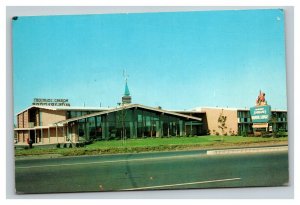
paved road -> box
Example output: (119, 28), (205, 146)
(15, 149), (289, 194)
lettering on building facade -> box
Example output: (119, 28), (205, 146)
(32, 98), (71, 106)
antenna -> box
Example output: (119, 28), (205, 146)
(123, 69), (129, 82)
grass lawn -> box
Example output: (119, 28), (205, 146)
(87, 135), (287, 148)
(15, 135), (288, 157)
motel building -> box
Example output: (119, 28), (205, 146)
(14, 83), (288, 146)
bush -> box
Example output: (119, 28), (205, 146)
(272, 131), (278, 138)
(275, 131), (287, 138)
(242, 131), (247, 137)
(56, 143), (61, 148)
(63, 143), (67, 148)
(69, 143), (73, 148)
(230, 131), (236, 136)
(215, 132), (219, 136)
(84, 140), (93, 145)
(261, 131), (272, 138)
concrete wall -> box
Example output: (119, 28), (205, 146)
(40, 109), (66, 126)
(201, 108), (238, 135)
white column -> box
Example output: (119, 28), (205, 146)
(63, 126), (65, 142)
(48, 127), (50, 143)
(34, 129), (37, 143)
(41, 128), (43, 144)
(56, 125), (58, 143)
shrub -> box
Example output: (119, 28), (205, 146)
(56, 143), (60, 148)
(273, 131), (287, 138)
(261, 131), (272, 138)
(215, 132), (219, 136)
(69, 143), (73, 148)
(63, 143), (67, 148)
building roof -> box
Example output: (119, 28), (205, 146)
(271, 109), (288, 112)
(193, 106), (248, 111)
(16, 105), (112, 116)
(171, 110), (206, 114)
(57, 104), (203, 125)
(193, 106), (287, 112)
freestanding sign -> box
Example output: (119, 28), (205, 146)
(250, 105), (271, 123)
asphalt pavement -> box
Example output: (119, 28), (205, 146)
(15, 147), (289, 194)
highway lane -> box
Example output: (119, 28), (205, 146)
(15, 150), (289, 194)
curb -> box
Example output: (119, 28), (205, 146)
(207, 146), (288, 155)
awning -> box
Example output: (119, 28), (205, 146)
(252, 123), (268, 128)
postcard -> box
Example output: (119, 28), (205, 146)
(13, 9), (288, 194)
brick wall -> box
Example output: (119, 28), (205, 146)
(201, 108), (238, 135)
(40, 109), (66, 126)
(18, 131), (24, 142)
(17, 110), (29, 128)
(36, 110), (40, 126)
(17, 114), (23, 128)
(24, 131), (29, 142)
(23, 111), (29, 128)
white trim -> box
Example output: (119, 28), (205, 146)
(121, 178), (241, 191)
(16, 105), (111, 116)
(57, 104), (203, 124)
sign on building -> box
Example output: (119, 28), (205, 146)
(32, 98), (71, 106)
(250, 105), (271, 123)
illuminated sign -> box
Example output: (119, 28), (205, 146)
(250, 105), (271, 123)
(32, 98), (70, 106)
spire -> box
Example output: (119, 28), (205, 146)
(124, 80), (130, 96)
(122, 70), (132, 104)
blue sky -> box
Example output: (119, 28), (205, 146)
(13, 9), (287, 114)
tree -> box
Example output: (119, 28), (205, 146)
(218, 109), (227, 141)
(270, 112), (278, 137)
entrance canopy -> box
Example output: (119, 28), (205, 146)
(252, 123), (268, 129)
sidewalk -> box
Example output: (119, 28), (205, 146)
(207, 145), (288, 155)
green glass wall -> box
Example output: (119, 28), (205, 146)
(72, 108), (203, 141)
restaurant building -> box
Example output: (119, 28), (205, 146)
(14, 83), (288, 145)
